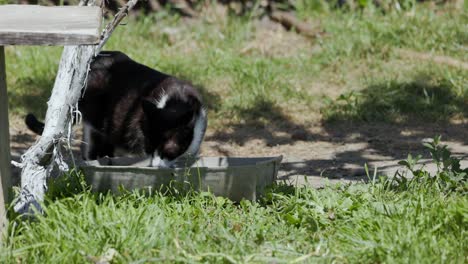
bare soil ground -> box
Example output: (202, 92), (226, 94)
(9, 115), (468, 188)
(203, 120), (468, 186)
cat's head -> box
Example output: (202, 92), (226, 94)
(141, 92), (206, 168)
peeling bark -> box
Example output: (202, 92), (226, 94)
(13, 0), (139, 215)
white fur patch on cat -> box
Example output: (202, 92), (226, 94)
(151, 152), (174, 168)
(156, 93), (169, 109)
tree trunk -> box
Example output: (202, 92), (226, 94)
(14, 0), (139, 214)
(14, 45), (96, 214)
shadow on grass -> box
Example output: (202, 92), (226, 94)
(322, 75), (468, 123)
(320, 74), (468, 154)
(207, 97), (320, 146)
(208, 75), (468, 182)
(193, 83), (223, 112)
(9, 75), (55, 119)
(277, 75), (468, 181)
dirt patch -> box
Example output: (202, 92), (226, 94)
(202, 121), (468, 187)
(10, 114), (467, 188)
(239, 17), (318, 58)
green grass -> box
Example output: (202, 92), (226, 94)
(2, 139), (467, 263)
(5, 6), (467, 125)
(321, 70), (468, 122)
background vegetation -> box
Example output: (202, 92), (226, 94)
(5, 0), (468, 127)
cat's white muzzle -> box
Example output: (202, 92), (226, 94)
(151, 153), (175, 168)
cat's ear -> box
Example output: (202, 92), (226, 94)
(142, 99), (159, 117)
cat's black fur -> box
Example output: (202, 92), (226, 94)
(26, 51), (207, 167)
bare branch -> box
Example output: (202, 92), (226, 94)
(96, 0), (139, 53)
(270, 11), (324, 39)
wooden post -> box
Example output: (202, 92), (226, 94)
(14, 45), (96, 214)
(0, 46), (12, 238)
(13, 0), (139, 214)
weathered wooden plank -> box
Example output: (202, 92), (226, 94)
(0, 46), (12, 239)
(0, 5), (101, 45)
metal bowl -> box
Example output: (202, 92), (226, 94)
(79, 156), (282, 201)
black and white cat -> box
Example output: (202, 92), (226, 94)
(26, 51), (207, 168)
